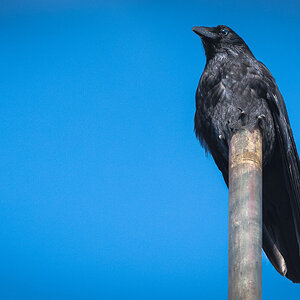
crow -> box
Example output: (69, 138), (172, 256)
(192, 25), (300, 283)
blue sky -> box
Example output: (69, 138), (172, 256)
(1, 1), (300, 299)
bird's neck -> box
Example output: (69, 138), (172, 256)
(205, 51), (229, 70)
(206, 44), (254, 63)
(206, 48), (253, 70)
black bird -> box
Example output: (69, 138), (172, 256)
(192, 25), (300, 283)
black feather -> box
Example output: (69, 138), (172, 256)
(193, 25), (300, 282)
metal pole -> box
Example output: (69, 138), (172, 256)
(228, 128), (262, 300)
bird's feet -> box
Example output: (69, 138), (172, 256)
(257, 114), (266, 128)
(238, 108), (247, 126)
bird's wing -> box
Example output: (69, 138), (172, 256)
(258, 61), (300, 241)
(251, 61), (300, 281)
(268, 86), (300, 249)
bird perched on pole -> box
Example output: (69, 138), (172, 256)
(192, 25), (300, 283)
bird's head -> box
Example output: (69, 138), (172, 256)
(192, 25), (252, 60)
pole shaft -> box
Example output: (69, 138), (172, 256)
(228, 129), (262, 300)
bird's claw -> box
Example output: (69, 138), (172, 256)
(238, 107), (246, 115)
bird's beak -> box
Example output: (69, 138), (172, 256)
(192, 26), (219, 40)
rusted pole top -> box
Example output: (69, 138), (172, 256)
(228, 129), (262, 300)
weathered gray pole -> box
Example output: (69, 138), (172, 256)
(228, 128), (262, 300)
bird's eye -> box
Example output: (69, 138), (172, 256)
(220, 29), (229, 36)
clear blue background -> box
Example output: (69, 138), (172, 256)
(1, 1), (300, 299)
